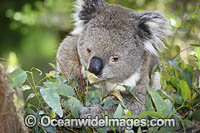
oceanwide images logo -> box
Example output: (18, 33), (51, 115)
(24, 114), (176, 129)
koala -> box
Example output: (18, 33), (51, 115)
(56, 0), (170, 119)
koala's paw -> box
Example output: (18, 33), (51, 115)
(79, 104), (104, 119)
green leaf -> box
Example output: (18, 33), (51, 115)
(123, 85), (142, 104)
(95, 128), (107, 133)
(126, 130), (134, 133)
(183, 120), (193, 128)
(64, 96), (83, 118)
(89, 97), (100, 104)
(138, 111), (165, 119)
(175, 94), (183, 105)
(171, 45), (180, 57)
(170, 77), (180, 92)
(164, 99), (175, 115)
(114, 104), (123, 118)
(159, 127), (176, 132)
(145, 94), (154, 111)
(31, 67), (42, 75)
(103, 99), (119, 108)
(44, 82), (75, 97)
(137, 127), (142, 133)
(158, 90), (172, 101)
(192, 109), (200, 121)
(43, 126), (56, 133)
(148, 127), (159, 133)
(179, 80), (191, 101)
(9, 68), (27, 88)
(174, 114), (185, 131)
(181, 69), (192, 89)
(40, 88), (63, 117)
(147, 88), (168, 117)
(195, 47), (200, 60)
(190, 44), (200, 47)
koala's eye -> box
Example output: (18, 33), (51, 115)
(87, 48), (91, 54)
(110, 56), (119, 63)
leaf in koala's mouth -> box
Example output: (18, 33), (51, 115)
(85, 71), (100, 84)
(110, 90), (124, 104)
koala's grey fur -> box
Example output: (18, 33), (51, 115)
(56, 0), (170, 118)
(57, 36), (79, 79)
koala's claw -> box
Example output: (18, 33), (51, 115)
(79, 104), (104, 119)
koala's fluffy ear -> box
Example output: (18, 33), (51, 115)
(137, 11), (171, 56)
(71, 0), (105, 35)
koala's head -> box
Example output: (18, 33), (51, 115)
(72, 0), (170, 83)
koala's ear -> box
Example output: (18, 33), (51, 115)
(137, 11), (171, 56)
(71, 0), (105, 35)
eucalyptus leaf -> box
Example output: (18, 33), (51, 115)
(9, 68), (27, 88)
(192, 109), (200, 121)
(89, 97), (100, 104)
(43, 126), (56, 133)
(126, 130), (135, 133)
(183, 120), (193, 128)
(137, 127), (142, 133)
(138, 111), (165, 119)
(179, 80), (191, 101)
(96, 128), (107, 133)
(103, 99), (119, 108)
(190, 44), (200, 47)
(145, 94), (154, 111)
(64, 96), (83, 118)
(147, 88), (168, 117)
(195, 47), (200, 60)
(114, 104), (123, 118)
(44, 82), (75, 96)
(174, 113), (185, 131)
(123, 85), (142, 104)
(40, 88), (63, 117)
(181, 69), (192, 89)
(164, 99), (175, 115)
(175, 94), (183, 105)
(170, 77), (180, 92)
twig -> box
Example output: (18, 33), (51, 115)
(0, 58), (7, 62)
(69, 62), (75, 78)
(75, 49), (85, 103)
(196, 67), (199, 88)
(172, 46), (193, 60)
(169, 15), (187, 60)
(65, 127), (79, 133)
(170, 27), (179, 59)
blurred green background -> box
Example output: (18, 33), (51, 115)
(0, 0), (199, 72)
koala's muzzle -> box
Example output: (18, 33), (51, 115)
(88, 57), (103, 76)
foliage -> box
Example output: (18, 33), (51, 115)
(1, 0), (200, 132)
(5, 40), (200, 132)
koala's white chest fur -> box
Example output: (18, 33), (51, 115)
(105, 72), (141, 91)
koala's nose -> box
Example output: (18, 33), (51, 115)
(88, 57), (103, 76)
